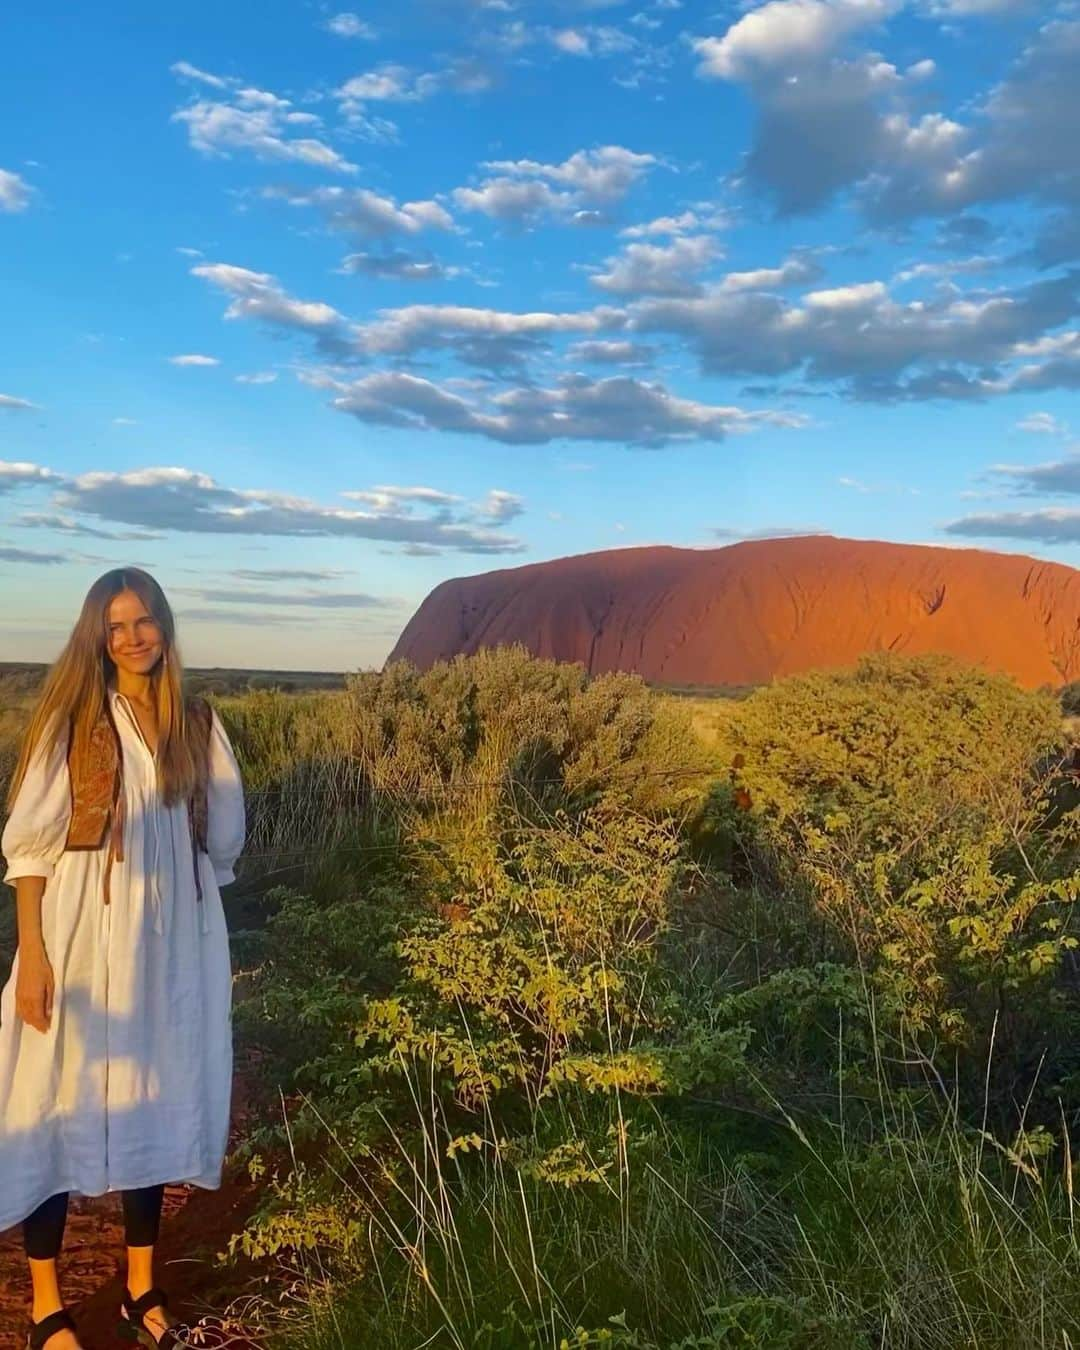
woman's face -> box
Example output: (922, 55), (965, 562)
(106, 589), (164, 676)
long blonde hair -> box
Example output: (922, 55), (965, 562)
(7, 568), (199, 811)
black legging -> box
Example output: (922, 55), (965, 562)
(23, 1185), (165, 1260)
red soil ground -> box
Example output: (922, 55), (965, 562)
(0, 1069), (265, 1350)
(389, 535), (1080, 689)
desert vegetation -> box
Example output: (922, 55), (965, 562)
(3, 647), (1080, 1348)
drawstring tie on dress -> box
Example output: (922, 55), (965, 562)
(188, 796), (210, 935)
(101, 777), (125, 908)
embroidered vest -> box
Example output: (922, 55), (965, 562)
(64, 694), (213, 908)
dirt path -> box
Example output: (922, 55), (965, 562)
(0, 1070), (267, 1349)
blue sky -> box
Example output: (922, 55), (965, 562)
(2, 0), (1079, 671)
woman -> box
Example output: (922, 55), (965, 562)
(0, 568), (245, 1350)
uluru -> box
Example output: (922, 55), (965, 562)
(388, 535), (1080, 689)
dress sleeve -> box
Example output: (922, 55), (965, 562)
(2, 718), (72, 887)
(205, 705), (246, 886)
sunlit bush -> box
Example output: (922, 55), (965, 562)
(718, 653), (1080, 1072)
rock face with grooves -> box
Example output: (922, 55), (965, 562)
(388, 536), (1080, 688)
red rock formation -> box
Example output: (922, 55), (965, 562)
(388, 536), (1080, 689)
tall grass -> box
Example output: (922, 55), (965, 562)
(259, 1035), (1080, 1350)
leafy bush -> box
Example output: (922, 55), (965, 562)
(341, 644), (716, 820)
(355, 809), (751, 1113)
(718, 654), (1080, 1074)
(1061, 679), (1080, 717)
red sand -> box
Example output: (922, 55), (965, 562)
(389, 535), (1080, 689)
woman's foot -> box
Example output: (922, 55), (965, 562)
(121, 1285), (178, 1346)
(26, 1307), (81, 1350)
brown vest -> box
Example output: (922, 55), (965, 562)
(65, 694), (213, 908)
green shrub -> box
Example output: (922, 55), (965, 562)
(718, 654), (1080, 1057)
(342, 645), (716, 820)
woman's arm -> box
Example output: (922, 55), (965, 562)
(2, 717), (71, 1032)
(204, 706), (246, 885)
(13, 875), (54, 1032)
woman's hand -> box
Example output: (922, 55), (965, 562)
(15, 944), (55, 1033)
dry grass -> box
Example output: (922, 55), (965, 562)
(664, 692), (745, 750)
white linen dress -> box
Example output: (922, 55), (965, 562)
(0, 687), (245, 1232)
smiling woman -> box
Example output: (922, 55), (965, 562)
(0, 568), (246, 1350)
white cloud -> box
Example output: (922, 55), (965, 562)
(543, 24), (639, 58)
(0, 168), (32, 213)
(860, 19), (1080, 224)
(0, 545), (68, 565)
(590, 235), (720, 296)
(679, 5), (1075, 230)
(837, 474), (919, 494)
(1010, 332), (1080, 361)
(803, 281), (888, 310)
(195, 265), (602, 369)
(172, 66), (357, 173)
(692, 3), (970, 221)
(474, 488), (525, 523)
(341, 250), (455, 282)
(630, 269), (1080, 400)
(1, 460), (55, 492)
(334, 60), (491, 127)
(454, 146), (657, 225)
(351, 301), (622, 364)
(170, 60), (230, 89)
(567, 339), (657, 366)
(325, 12), (377, 38)
(719, 252), (823, 291)
(168, 353), (221, 366)
(694, 0), (898, 81)
(112, 417), (138, 425)
(191, 263), (349, 349)
(190, 586), (388, 609)
(265, 185), (454, 237)
(340, 484), (462, 511)
(235, 371), (278, 385)
(1015, 412), (1068, 436)
(0, 393), (39, 410)
(483, 146), (657, 203)
(337, 66), (418, 103)
(552, 28), (591, 54)
(53, 466), (524, 553)
(16, 511), (160, 540)
(174, 100), (357, 172)
(708, 44), (909, 215)
(322, 369), (808, 446)
(925, 0), (1033, 14)
(711, 524), (829, 541)
(944, 507), (1080, 545)
(452, 177), (575, 225)
(986, 453), (1080, 495)
(620, 208), (730, 238)
(230, 567), (348, 581)
(893, 255), (998, 283)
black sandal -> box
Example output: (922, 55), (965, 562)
(25, 1309), (77, 1350)
(117, 1287), (198, 1349)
